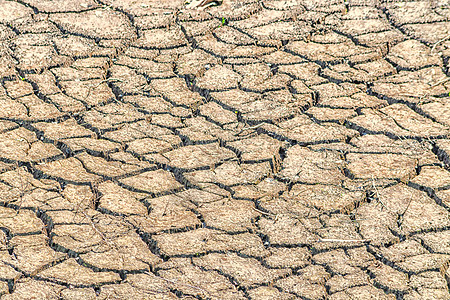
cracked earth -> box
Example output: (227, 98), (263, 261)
(0, 0), (450, 299)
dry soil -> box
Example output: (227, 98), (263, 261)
(0, 0), (449, 299)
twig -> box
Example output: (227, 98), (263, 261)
(371, 175), (387, 210)
(91, 78), (124, 89)
(431, 34), (450, 53)
(429, 77), (450, 88)
(14, 165), (31, 214)
(398, 191), (413, 230)
(80, 210), (117, 250)
(317, 238), (370, 243)
(235, 123), (265, 135)
(398, 93), (424, 98)
(252, 207), (277, 217)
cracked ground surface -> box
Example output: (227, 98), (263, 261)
(0, 0), (450, 299)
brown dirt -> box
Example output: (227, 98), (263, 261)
(0, 0), (450, 299)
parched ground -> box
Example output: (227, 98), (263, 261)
(0, 0), (449, 299)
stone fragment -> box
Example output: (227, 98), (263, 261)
(346, 153), (417, 181)
(227, 134), (283, 162)
(416, 231), (450, 254)
(60, 288), (97, 300)
(420, 100), (450, 127)
(119, 170), (182, 194)
(50, 9), (133, 39)
(151, 77), (203, 106)
(258, 215), (318, 245)
(262, 115), (358, 144)
(344, 285), (396, 299)
(79, 233), (161, 271)
(163, 143), (235, 169)
(198, 199), (258, 232)
(410, 166), (450, 189)
(98, 181), (148, 216)
(39, 258), (121, 286)
(410, 271), (448, 290)
(36, 157), (101, 183)
(10, 235), (66, 275)
(127, 194), (200, 234)
(199, 101), (237, 125)
(289, 184), (363, 213)
(275, 275), (327, 300)
(193, 252), (290, 288)
(397, 254), (450, 273)
(386, 39), (441, 69)
(0, 127), (61, 162)
(375, 240), (429, 263)
(135, 27), (187, 49)
(326, 271), (370, 294)
(154, 229), (265, 256)
(247, 286), (295, 300)
(278, 145), (346, 184)
(158, 261), (246, 299)
(76, 152), (149, 178)
(355, 202), (399, 246)
(185, 161), (271, 186)
(264, 247), (311, 269)
(0, 207), (44, 235)
(195, 65), (242, 91)
(34, 119), (94, 140)
(368, 263), (409, 292)
(1, 279), (63, 300)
